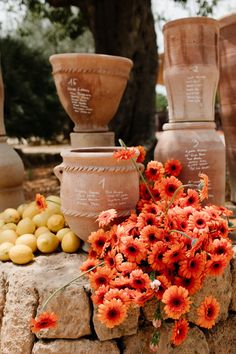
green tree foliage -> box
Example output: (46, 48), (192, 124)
(1, 36), (72, 141)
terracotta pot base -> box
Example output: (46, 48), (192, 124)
(70, 131), (115, 148)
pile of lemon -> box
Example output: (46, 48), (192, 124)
(0, 195), (81, 265)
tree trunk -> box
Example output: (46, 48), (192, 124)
(48, 0), (158, 158)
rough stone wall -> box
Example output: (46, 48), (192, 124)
(0, 251), (236, 354)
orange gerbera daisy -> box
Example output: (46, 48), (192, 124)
(162, 243), (185, 265)
(198, 173), (209, 201)
(217, 219), (229, 238)
(197, 296), (220, 328)
(89, 266), (116, 290)
(30, 312), (58, 333)
(117, 261), (137, 276)
(148, 241), (168, 271)
(180, 189), (200, 208)
(88, 229), (109, 254)
(164, 159), (182, 177)
(210, 238), (233, 262)
(140, 225), (163, 245)
(135, 145), (146, 163)
(113, 148), (136, 161)
(162, 286), (192, 319)
(96, 209), (117, 228)
(80, 258), (100, 273)
(91, 285), (110, 305)
(121, 236), (147, 263)
(179, 253), (206, 279)
(137, 212), (158, 229)
(141, 202), (161, 215)
(145, 161), (164, 181)
(171, 318), (189, 346)
(159, 176), (183, 201)
(35, 193), (47, 211)
(98, 299), (128, 328)
(104, 288), (131, 304)
(206, 254), (228, 276)
(130, 269), (150, 291)
(188, 211), (210, 234)
(134, 289), (154, 306)
(175, 275), (202, 295)
(104, 250), (123, 268)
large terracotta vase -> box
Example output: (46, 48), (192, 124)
(54, 147), (139, 249)
(163, 17), (219, 122)
(0, 67), (25, 210)
(219, 14), (236, 203)
(49, 53), (133, 147)
(155, 17), (225, 205)
(156, 122), (225, 205)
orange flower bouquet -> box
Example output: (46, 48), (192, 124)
(31, 144), (233, 350)
(79, 146), (233, 349)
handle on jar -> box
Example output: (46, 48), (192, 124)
(54, 164), (64, 183)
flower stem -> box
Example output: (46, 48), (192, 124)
(165, 183), (196, 214)
(41, 261), (104, 312)
(118, 139), (157, 204)
(168, 229), (192, 240)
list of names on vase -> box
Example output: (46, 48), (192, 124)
(75, 189), (129, 208)
(185, 75), (206, 103)
(105, 190), (129, 208)
(185, 147), (209, 172)
(67, 79), (93, 115)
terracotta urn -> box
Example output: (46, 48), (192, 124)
(163, 17), (219, 122)
(0, 67), (25, 210)
(155, 122), (225, 205)
(54, 147), (139, 249)
(49, 53), (133, 147)
(219, 14), (236, 203)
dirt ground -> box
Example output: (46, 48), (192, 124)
(23, 164), (60, 202)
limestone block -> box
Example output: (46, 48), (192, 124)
(205, 314), (236, 354)
(142, 297), (159, 322)
(187, 265), (232, 324)
(0, 271), (37, 354)
(36, 284), (91, 339)
(93, 305), (140, 341)
(123, 323), (209, 354)
(230, 255), (236, 311)
(32, 339), (120, 354)
(0, 271), (5, 324)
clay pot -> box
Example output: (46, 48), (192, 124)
(155, 122), (225, 205)
(0, 67), (25, 210)
(219, 14), (236, 203)
(54, 147), (140, 248)
(49, 53), (133, 133)
(163, 17), (219, 122)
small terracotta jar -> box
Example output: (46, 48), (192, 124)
(54, 147), (139, 249)
(49, 53), (133, 133)
(163, 17), (219, 122)
(155, 122), (225, 205)
(219, 14), (236, 203)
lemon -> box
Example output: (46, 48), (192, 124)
(33, 211), (51, 228)
(46, 195), (62, 215)
(35, 226), (50, 238)
(22, 203), (40, 219)
(1, 223), (17, 231)
(46, 195), (61, 205)
(0, 229), (18, 245)
(47, 214), (65, 232)
(56, 227), (71, 242)
(17, 203), (29, 217)
(0, 212), (4, 220)
(16, 217), (36, 236)
(15, 234), (37, 253)
(0, 242), (14, 261)
(2, 208), (21, 224)
(61, 231), (81, 253)
(37, 232), (59, 253)
(9, 244), (33, 264)
(0, 219), (5, 228)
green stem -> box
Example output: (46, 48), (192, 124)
(41, 261), (104, 312)
(169, 229), (192, 240)
(166, 183), (196, 214)
(118, 139), (157, 204)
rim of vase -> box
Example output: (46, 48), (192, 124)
(60, 146), (138, 158)
(219, 13), (236, 28)
(49, 53), (133, 66)
(163, 17), (219, 31)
